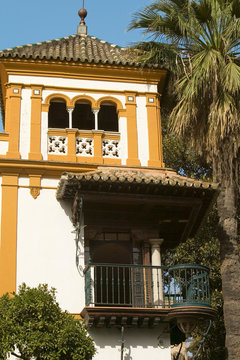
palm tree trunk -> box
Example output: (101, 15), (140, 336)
(217, 165), (240, 359)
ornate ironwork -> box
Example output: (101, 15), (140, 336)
(84, 263), (211, 309)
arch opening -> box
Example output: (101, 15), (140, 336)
(98, 103), (118, 132)
(72, 102), (94, 130)
(48, 99), (68, 128)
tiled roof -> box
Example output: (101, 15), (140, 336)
(0, 34), (149, 67)
(56, 167), (219, 200)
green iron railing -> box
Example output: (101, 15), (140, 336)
(168, 264), (211, 307)
(84, 263), (211, 309)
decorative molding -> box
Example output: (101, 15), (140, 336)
(30, 187), (40, 199)
(76, 137), (94, 157)
(48, 135), (68, 155)
(102, 139), (120, 158)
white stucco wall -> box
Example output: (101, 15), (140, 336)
(16, 185), (85, 313)
(90, 326), (171, 360)
(119, 116), (127, 165)
(0, 141), (8, 155)
(19, 89), (31, 159)
(9, 75), (158, 94)
(41, 111), (48, 160)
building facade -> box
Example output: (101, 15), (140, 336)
(0, 11), (218, 360)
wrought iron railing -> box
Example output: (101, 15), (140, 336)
(84, 263), (211, 308)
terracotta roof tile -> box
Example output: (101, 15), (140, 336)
(0, 34), (148, 67)
(56, 168), (219, 200)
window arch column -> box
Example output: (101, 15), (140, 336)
(92, 108), (99, 130)
(67, 107), (74, 129)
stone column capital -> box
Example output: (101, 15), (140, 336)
(149, 238), (164, 247)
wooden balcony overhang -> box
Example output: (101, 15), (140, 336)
(57, 167), (219, 245)
(81, 306), (170, 328)
(80, 305), (217, 328)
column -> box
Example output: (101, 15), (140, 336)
(93, 130), (104, 163)
(67, 107), (74, 129)
(5, 85), (22, 159)
(125, 93), (140, 166)
(149, 239), (164, 306)
(146, 94), (163, 167)
(66, 129), (77, 162)
(28, 86), (43, 160)
(92, 109), (99, 130)
(0, 174), (18, 295)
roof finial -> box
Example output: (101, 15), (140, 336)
(78, 1), (88, 35)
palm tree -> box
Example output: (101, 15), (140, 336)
(129, 1), (240, 359)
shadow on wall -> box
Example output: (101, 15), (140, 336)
(58, 199), (73, 223)
(90, 327), (170, 350)
(124, 347), (133, 360)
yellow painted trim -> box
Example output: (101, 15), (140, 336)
(76, 131), (94, 138)
(0, 133), (9, 141)
(66, 129), (78, 162)
(42, 103), (49, 112)
(29, 174), (41, 199)
(48, 154), (75, 162)
(0, 158), (99, 178)
(28, 87), (43, 161)
(0, 174), (18, 295)
(146, 94), (164, 167)
(44, 93), (71, 107)
(102, 133), (120, 140)
(93, 131), (104, 164)
(48, 128), (68, 136)
(157, 96), (164, 167)
(70, 94), (97, 108)
(125, 93), (140, 167)
(13, 83), (160, 98)
(19, 185), (57, 190)
(103, 158), (121, 165)
(96, 96), (124, 111)
(5, 85), (21, 159)
(1, 60), (167, 86)
(0, 64), (8, 124)
(48, 129), (94, 138)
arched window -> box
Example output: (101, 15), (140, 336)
(98, 103), (118, 132)
(48, 99), (68, 128)
(72, 102), (94, 130)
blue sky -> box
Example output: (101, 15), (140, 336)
(0, 0), (151, 50)
(0, 0), (151, 129)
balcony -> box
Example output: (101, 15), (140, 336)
(47, 129), (121, 164)
(81, 263), (216, 328)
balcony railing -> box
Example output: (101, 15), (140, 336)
(84, 263), (211, 309)
(47, 129), (120, 160)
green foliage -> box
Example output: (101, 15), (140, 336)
(163, 210), (226, 359)
(130, 1), (240, 358)
(162, 115), (212, 179)
(0, 284), (95, 360)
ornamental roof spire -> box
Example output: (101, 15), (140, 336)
(78, 0), (88, 35)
